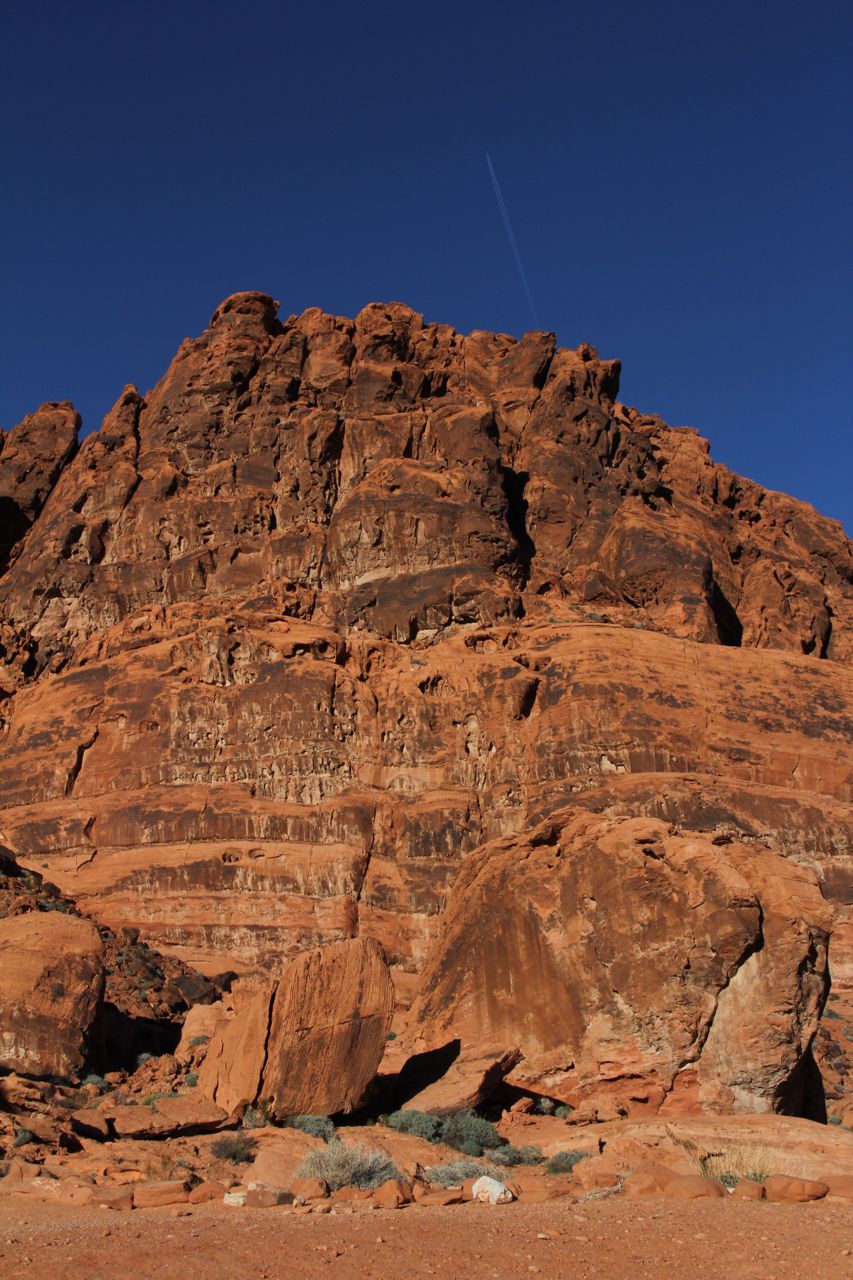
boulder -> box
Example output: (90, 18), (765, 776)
(90, 1185), (134, 1210)
(371, 1178), (414, 1209)
(188, 1180), (227, 1204)
(763, 1174), (828, 1203)
(199, 937), (393, 1118)
(407, 812), (830, 1116)
(0, 912), (104, 1079)
(663, 1175), (726, 1200)
(731, 1179), (765, 1200)
(132, 1180), (190, 1209)
(291, 1177), (329, 1201)
(471, 1175), (515, 1205)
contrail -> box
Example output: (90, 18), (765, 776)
(485, 151), (540, 328)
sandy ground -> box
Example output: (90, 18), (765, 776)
(0, 1195), (851, 1280)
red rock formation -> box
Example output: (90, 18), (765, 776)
(406, 811), (831, 1118)
(0, 292), (850, 1119)
(198, 937), (393, 1117)
(0, 912), (103, 1079)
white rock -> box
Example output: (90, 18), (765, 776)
(471, 1175), (515, 1205)
(223, 1190), (248, 1206)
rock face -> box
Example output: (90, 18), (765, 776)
(0, 292), (850, 1120)
(407, 812), (831, 1119)
(198, 937), (393, 1117)
(0, 912), (104, 1079)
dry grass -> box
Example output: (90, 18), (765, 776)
(664, 1125), (802, 1185)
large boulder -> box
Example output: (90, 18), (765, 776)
(0, 912), (104, 1079)
(198, 936), (393, 1117)
(406, 812), (831, 1119)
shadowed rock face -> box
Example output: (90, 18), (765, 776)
(0, 292), (850, 1118)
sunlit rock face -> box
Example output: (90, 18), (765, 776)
(0, 291), (850, 1118)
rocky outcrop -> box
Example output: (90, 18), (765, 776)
(0, 401), (78, 577)
(0, 292), (850, 1123)
(407, 811), (831, 1120)
(198, 936), (393, 1117)
(0, 912), (104, 1079)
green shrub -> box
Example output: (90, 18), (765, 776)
(718, 1170), (739, 1189)
(81, 1073), (107, 1091)
(439, 1109), (502, 1156)
(534, 1098), (555, 1115)
(425, 1158), (501, 1187)
(211, 1134), (256, 1164)
(295, 1140), (400, 1191)
(386, 1031), (397, 1040)
(488, 1143), (543, 1167)
(743, 1170), (767, 1184)
(827, 1115), (842, 1126)
(554, 1104), (574, 1118)
(824, 1008), (842, 1021)
(184, 1072), (199, 1088)
(13, 1128), (35, 1148)
(386, 1109), (443, 1143)
(135, 1052), (154, 1069)
(189, 1035), (210, 1048)
(142, 1090), (180, 1106)
(284, 1114), (334, 1142)
(545, 1149), (587, 1175)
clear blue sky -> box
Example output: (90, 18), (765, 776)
(2, 1), (851, 529)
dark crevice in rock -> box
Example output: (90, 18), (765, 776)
(499, 466), (535, 590)
(708, 577), (743, 647)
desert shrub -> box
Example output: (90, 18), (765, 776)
(488, 1144), (543, 1167)
(284, 1114), (334, 1142)
(13, 1128), (35, 1148)
(824, 1008), (841, 1020)
(534, 1098), (555, 1115)
(718, 1170), (739, 1189)
(386, 1109), (443, 1143)
(827, 1115), (842, 1126)
(211, 1133), (256, 1164)
(184, 1072), (199, 1088)
(545, 1149), (587, 1175)
(241, 1100), (274, 1130)
(81, 1073), (107, 1091)
(135, 1052), (154, 1068)
(296, 1140), (400, 1191)
(386, 1030), (397, 1040)
(439, 1109), (502, 1156)
(554, 1104), (574, 1118)
(142, 1090), (180, 1107)
(189, 1035), (210, 1048)
(425, 1158), (501, 1187)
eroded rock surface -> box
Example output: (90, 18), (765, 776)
(0, 292), (850, 1122)
(407, 811), (832, 1119)
(199, 936), (393, 1117)
(0, 911), (103, 1079)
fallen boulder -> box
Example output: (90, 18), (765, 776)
(0, 912), (104, 1080)
(407, 812), (830, 1118)
(199, 937), (393, 1118)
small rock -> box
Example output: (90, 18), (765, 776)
(223, 1190), (248, 1207)
(471, 1176), (515, 1205)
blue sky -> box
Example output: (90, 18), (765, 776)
(2, 0), (851, 529)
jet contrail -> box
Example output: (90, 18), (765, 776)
(485, 151), (540, 328)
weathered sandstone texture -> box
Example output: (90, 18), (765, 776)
(0, 911), (103, 1079)
(407, 812), (831, 1119)
(198, 936), (393, 1118)
(0, 291), (850, 1120)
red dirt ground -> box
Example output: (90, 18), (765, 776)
(1, 1195), (851, 1280)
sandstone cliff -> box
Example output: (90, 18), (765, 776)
(0, 292), (850, 1120)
